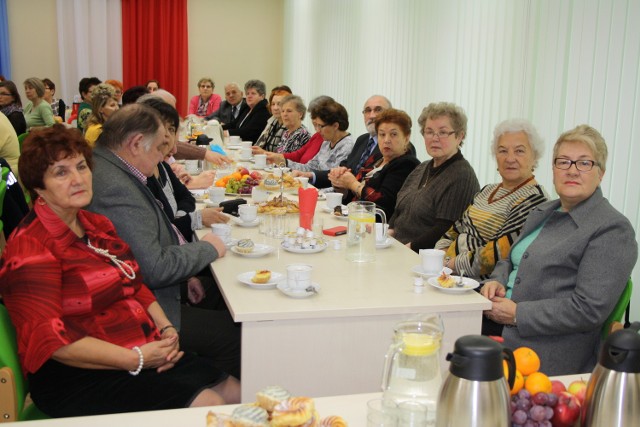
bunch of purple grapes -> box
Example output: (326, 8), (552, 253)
(510, 389), (557, 427)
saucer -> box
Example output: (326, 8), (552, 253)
(411, 265), (441, 278)
(276, 281), (320, 298)
(427, 276), (480, 293)
(376, 238), (393, 249)
(235, 218), (260, 228)
(230, 244), (275, 258)
(237, 271), (284, 289)
(281, 241), (328, 254)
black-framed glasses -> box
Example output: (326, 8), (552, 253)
(423, 130), (456, 140)
(362, 106), (384, 114)
(315, 123), (329, 130)
(554, 158), (599, 172)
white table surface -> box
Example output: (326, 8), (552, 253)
(194, 186), (491, 401)
(9, 375), (587, 426)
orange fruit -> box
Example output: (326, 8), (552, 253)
(503, 361), (525, 395)
(513, 347), (541, 376)
(524, 371), (552, 395)
(230, 172), (242, 181)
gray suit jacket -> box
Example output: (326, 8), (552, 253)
(491, 187), (637, 375)
(88, 146), (219, 328)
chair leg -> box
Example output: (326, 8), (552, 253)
(0, 367), (18, 423)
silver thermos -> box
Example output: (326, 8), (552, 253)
(436, 335), (516, 427)
(582, 322), (640, 426)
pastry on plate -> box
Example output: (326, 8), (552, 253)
(256, 385), (291, 412)
(271, 397), (317, 427)
(229, 404), (270, 427)
(251, 270), (272, 284)
(235, 239), (255, 254)
(319, 415), (348, 426)
(437, 271), (456, 288)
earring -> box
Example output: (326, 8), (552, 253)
(37, 197), (46, 205)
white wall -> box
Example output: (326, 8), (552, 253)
(283, 0), (640, 320)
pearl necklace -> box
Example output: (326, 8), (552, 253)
(86, 238), (136, 280)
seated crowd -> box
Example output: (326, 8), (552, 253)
(0, 73), (637, 418)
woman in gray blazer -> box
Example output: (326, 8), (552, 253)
(481, 124), (637, 375)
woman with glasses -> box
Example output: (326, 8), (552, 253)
(388, 102), (480, 252)
(42, 78), (66, 123)
(188, 77), (222, 117)
(0, 80), (27, 135)
(435, 119), (549, 283)
(481, 125), (637, 375)
(23, 77), (55, 131)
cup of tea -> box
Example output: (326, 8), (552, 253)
(325, 192), (343, 209)
(286, 264), (313, 290)
(238, 204), (258, 222)
(296, 176), (309, 189)
(419, 249), (446, 275)
(375, 223), (389, 243)
(211, 223), (232, 242)
(239, 147), (252, 160)
(229, 136), (241, 145)
(208, 187), (225, 205)
(254, 154), (267, 169)
(252, 186), (268, 203)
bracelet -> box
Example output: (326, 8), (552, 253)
(129, 346), (144, 376)
(159, 325), (177, 335)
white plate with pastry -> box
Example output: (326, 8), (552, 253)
(276, 281), (320, 298)
(427, 276), (480, 293)
(230, 244), (275, 258)
(237, 271), (284, 289)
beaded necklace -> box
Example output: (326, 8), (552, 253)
(487, 176), (535, 204)
(85, 237), (136, 280)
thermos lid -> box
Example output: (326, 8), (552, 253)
(446, 335), (505, 381)
(599, 322), (640, 373)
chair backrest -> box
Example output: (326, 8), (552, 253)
(17, 133), (29, 153)
(0, 303), (26, 421)
(601, 278), (633, 340)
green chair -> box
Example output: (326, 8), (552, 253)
(601, 278), (633, 340)
(0, 166), (9, 237)
(17, 133), (28, 153)
(0, 304), (49, 421)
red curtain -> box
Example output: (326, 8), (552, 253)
(121, 0), (189, 116)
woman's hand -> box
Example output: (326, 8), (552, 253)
(266, 152), (285, 165)
(201, 207), (229, 226)
(187, 276), (205, 304)
(140, 336), (184, 373)
(328, 166), (349, 181)
(330, 170), (357, 190)
(480, 280), (506, 300)
(186, 170), (216, 189)
(252, 146), (266, 155)
(485, 298), (517, 326)
(205, 151), (233, 166)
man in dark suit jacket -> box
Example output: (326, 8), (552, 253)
(312, 95), (392, 188)
(205, 82), (249, 125)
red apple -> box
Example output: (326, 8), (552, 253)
(250, 171), (262, 180)
(237, 167), (250, 176)
(551, 380), (567, 395)
(551, 392), (581, 427)
(567, 379), (587, 405)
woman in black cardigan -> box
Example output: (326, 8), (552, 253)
(329, 109), (419, 219)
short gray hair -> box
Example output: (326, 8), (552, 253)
(23, 77), (46, 98)
(492, 118), (544, 168)
(280, 95), (306, 120)
(553, 124), (608, 172)
(244, 79), (266, 96)
(138, 89), (177, 107)
(98, 103), (162, 152)
(417, 102), (468, 145)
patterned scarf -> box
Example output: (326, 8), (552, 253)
(1, 103), (23, 116)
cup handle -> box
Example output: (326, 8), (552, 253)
(375, 208), (387, 228)
(503, 347), (516, 390)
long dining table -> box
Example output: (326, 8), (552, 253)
(194, 163), (491, 402)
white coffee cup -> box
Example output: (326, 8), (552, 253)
(375, 223), (389, 243)
(241, 140), (252, 149)
(296, 176), (309, 188)
(229, 136), (241, 145)
(240, 147), (252, 160)
(286, 264), (312, 290)
(272, 167), (291, 177)
(325, 192), (343, 209)
(254, 154), (267, 169)
(419, 249), (445, 275)
(238, 204), (258, 222)
(208, 187), (225, 205)
(252, 187), (268, 203)
(211, 223), (232, 242)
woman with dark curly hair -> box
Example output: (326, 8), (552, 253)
(0, 125), (239, 417)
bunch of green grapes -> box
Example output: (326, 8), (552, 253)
(225, 178), (242, 194)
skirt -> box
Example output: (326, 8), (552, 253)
(28, 352), (228, 417)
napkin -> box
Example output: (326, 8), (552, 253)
(210, 145), (227, 156)
(298, 187), (319, 230)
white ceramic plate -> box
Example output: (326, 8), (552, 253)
(376, 238), (393, 249)
(427, 276), (480, 293)
(276, 281), (320, 298)
(230, 244), (275, 258)
(223, 238), (239, 248)
(238, 156), (253, 162)
(225, 192), (252, 197)
(234, 218), (260, 228)
(236, 271), (284, 289)
(411, 265), (441, 278)
(281, 241), (328, 254)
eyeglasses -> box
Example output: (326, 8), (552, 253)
(554, 158), (600, 172)
(423, 130), (456, 140)
(0, 93), (11, 97)
(315, 123), (329, 130)
(200, 85), (212, 89)
(362, 106), (384, 115)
